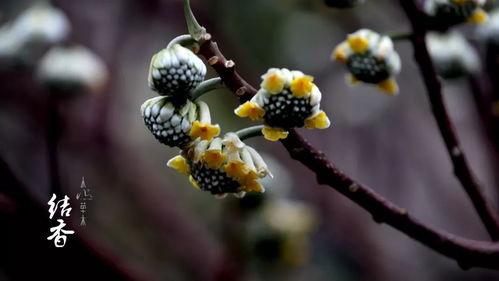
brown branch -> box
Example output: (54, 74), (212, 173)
(399, 0), (499, 241)
(197, 34), (499, 270)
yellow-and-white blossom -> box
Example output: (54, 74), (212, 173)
(332, 29), (401, 95)
(235, 68), (330, 141)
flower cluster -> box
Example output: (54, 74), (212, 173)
(426, 31), (480, 79)
(324, 0), (364, 8)
(141, 97), (219, 148)
(424, 0), (488, 25)
(333, 29), (401, 94)
(142, 38), (220, 149)
(235, 68), (331, 141)
(167, 133), (271, 198)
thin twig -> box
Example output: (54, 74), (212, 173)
(399, 0), (499, 241)
(197, 30), (499, 271)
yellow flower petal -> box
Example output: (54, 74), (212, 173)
(347, 36), (369, 54)
(223, 161), (249, 179)
(189, 175), (200, 190)
(332, 45), (347, 63)
(347, 74), (359, 85)
(203, 150), (226, 169)
(305, 111), (330, 129)
(234, 101), (265, 121)
(377, 79), (399, 95)
(242, 180), (265, 193)
(190, 121), (220, 141)
(467, 9), (488, 24)
(262, 73), (286, 94)
(262, 127), (289, 141)
(167, 156), (190, 175)
(290, 76), (314, 98)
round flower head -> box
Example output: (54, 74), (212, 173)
(424, 0), (488, 25)
(37, 45), (108, 95)
(478, 9), (499, 45)
(167, 133), (272, 198)
(148, 44), (206, 96)
(10, 2), (70, 46)
(324, 0), (364, 8)
(332, 29), (401, 95)
(426, 31), (480, 79)
(141, 97), (220, 148)
(234, 68), (331, 141)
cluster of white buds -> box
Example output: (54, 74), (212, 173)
(167, 133), (272, 198)
(0, 2), (70, 66)
(478, 9), (499, 45)
(142, 35), (221, 149)
(141, 96), (220, 148)
(234, 68), (331, 141)
(324, 0), (364, 8)
(424, 0), (488, 25)
(37, 45), (108, 95)
(148, 44), (206, 97)
(426, 31), (481, 79)
(332, 29), (401, 95)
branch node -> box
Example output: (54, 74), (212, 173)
(208, 56), (219, 66)
(451, 147), (461, 157)
(349, 183), (359, 192)
(236, 87), (247, 96)
(225, 60), (235, 68)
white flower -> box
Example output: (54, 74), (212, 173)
(37, 45), (108, 94)
(426, 31), (480, 78)
(234, 68), (331, 141)
(167, 133), (271, 198)
(332, 29), (401, 94)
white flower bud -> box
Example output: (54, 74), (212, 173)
(148, 44), (206, 96)
(37, 45), (108, 94)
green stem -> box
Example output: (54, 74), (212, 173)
(236, 125), (264, 141)
(387, 32), (413, 41)
(190, 78), (224, 100)
(183, 0), (206, 41)
(166, 34), (198, 50)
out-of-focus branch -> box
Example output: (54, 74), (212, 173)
(399, 0), (499, 241)
(196, 32), (499, 270)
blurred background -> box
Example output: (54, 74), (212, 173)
(1, 0), (499, 280)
